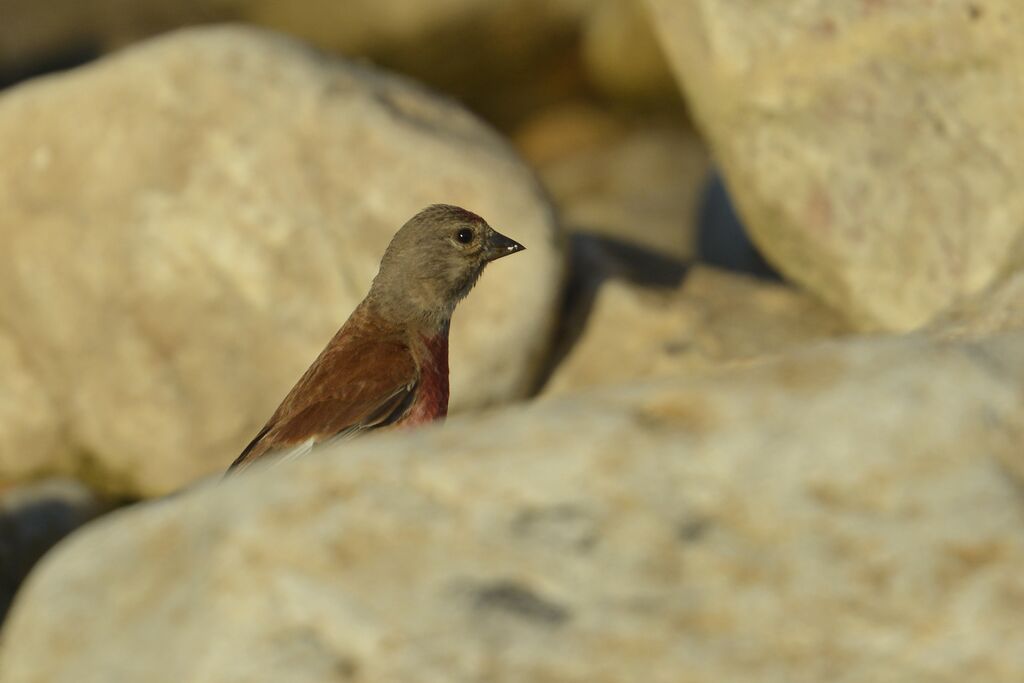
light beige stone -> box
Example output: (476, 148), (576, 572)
(545, 265), (849, 395)
(933, 269), (1024, 341)
(535, 121), (709, 260)
(647, 0), (1024, 331)
(581, 0), (678, 102)
(0, 26), (563, 496)
(2, 331), (1023, 682)
(0, 332), (62, 483)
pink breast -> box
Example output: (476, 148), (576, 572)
(402, 332), (450, 426)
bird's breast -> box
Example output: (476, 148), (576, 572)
(403, 332), (450, 426)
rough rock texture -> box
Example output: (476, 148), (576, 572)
(3, 332), (1024, 683)
(0, 26), (563, 496)
(0, 480), (106, 624)
(544, 265), (849, 395)
(647, 0), (1024, 331)
(934, 269), (1024, 341)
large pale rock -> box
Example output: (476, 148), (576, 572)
(934, 269), (1024, 341)
(0, 26), (563, 496)
(581, 0), (678, 102)
(647, 0), (1024, 331)
(3, 332), (1024, 682)
(545, 265), (849, 395)
(522, 113), (709, 260)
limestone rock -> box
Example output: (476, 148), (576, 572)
(933, 270), (1024, 341)
(527, 116), (709, 260)
(545, 265), (849, 395)
(582, 0), (678, 102)
(0, 26), (563, 496)
(2, 332), (1023, 682)
(647, 0), (1024, 331)
(0, 333), (62, 483)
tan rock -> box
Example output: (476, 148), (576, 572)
(545, 265), (849, 395)
(533, 119), (709, 260)
(2, 331), (1023, 682)
(933, 270), (1024, 341)
(0, 332), (62, 483)
(582, 0), (679, 102)
(1, 0), (595, 124)
(647, 0), (1024, 331)
(0, 26), (563, 496)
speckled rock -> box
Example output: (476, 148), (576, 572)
(2, 331), (1023, 682)
(0, 26), (563, 496)
(647, 0), (1024, 331)
(933, 270), (1024, 341)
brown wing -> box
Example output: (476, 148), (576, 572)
(228, 335), (418, 472)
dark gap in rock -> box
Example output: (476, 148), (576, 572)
(0, 43), (102, 91)
(696, 171), (780, 281)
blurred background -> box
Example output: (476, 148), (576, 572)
(1, 1), (1023, 680)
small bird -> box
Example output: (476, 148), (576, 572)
(227, 204), (525, 472)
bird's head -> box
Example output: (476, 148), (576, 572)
(368, 204), (525, 330)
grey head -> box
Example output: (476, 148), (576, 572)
(366, 204), (525, 330)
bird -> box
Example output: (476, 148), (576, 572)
(227, 204), (525, 473)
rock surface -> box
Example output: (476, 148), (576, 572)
(544, 265), (849, 395)
(581, 0), (678, 103)
(0, 26), (563, 496)
(2, 331), (1023, 682)
(0, 480), (106, 624)
(934, 269), (1024, 341)
(0, 0), (594, 125)
(523, 113), (709, 260)
(647, 0), (1024, 331)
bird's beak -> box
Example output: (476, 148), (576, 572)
(483, 229), (526, 262)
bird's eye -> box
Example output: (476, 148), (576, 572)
(456, 227), (475, 244)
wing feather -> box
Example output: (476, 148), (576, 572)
(228, 334), (417, 472)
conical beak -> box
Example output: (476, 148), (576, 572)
(483, 229), (526, 262)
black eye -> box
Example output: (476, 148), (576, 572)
(456, 227), (475, 244)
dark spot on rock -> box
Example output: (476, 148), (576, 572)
(968, 3), (983, 20)
(677, 516), (712, 542)
(472, 580), (571, 626)
(662, 340), (691, 356)
(334, 657), (359, 680)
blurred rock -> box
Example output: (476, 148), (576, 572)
(3, 331), (1024, 682)
(514, 101), (627, 167)
(0, 0), (596, 127)
(521, 108), (709, 260)
(0, 479), (106, 623)
(0, 26), (563, 497)
(647, 0), (1024, 331)
(933, 270), (1024, 341)
(544, 264), (848, 395)
(581, 0), (678, 103)
(0, 333), (63, 483)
